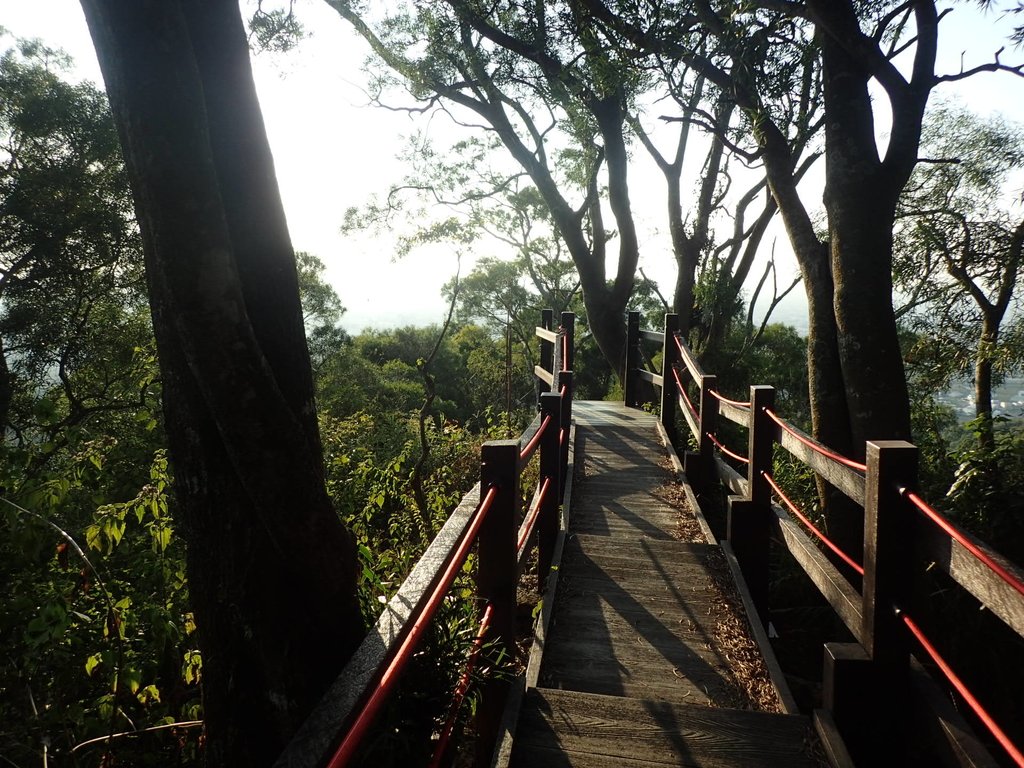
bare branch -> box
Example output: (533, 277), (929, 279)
(639, 267), (671, 312)
(935, 47), (1024, 82)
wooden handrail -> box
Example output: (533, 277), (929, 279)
(624, 310), (1024, 766)
(277, 311), (575, 768)
(534, 326), (558, 344)
(274, 483), (485, 768)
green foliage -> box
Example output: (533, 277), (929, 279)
(321, 409), (503, 605)
(943, 416), (1024, 562)
(696, 321), (810, 423)
(907, 389), (960, 495)
(895, 102), (1024, 435)
(248, 2), (307, 54)
(0, 37), (199, 764)
(0, 35), (150, 446)
(296, 250), (350, 374)
(317, 406), (518, 764)
(1, 449), (200, 765)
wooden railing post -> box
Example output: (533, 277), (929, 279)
(557, 371), (573, 502)
(865, 440), (917, 759)
(538, 308), (554, 406)
(825, 440), (917, 765)
(822, 641), (873, 764)
(659, 313), (679, 445)
(624, 310), (641, 407)
(726, 385), (774, 627)
(746, 385), (775, 509)
(476, 440), (520, 764)
(538, 392), (562, 590)
(863, 440), (916, 665)
(696, 373), (720, 491)
(552, 325), (564, 392)
(560, 311), (575, 374)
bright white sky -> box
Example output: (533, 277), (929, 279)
(2, 1), (1024, 333)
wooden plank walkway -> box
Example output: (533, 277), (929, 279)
(507, 401), (821, 767)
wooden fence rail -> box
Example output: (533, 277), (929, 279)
(625, 311), (1024, 767)
(276, 313), (575, 768)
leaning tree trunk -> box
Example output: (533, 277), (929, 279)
(581, 285), (629, 380)
(828, 197), (912, 448)
(809, 23), (914, 567)
(79, 1), (363, 764)
(759, 119), (864, 567)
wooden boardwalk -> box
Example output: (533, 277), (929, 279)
(506, 401), (820, 767)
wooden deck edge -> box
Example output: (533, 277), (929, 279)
(490, 421), (577, 768)
(812, 709), (857, 768)
(524, 420), (577, 689)
(719, 540), (802, 715)
(655, 421), (717, 546)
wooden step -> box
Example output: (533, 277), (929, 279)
(510, 688), (819, 768)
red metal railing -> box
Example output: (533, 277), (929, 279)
(326, 485), (499, 768)
(709, 389), (751, 409)
(707, 431), (749, 465)
(279, 312), (576, 768)
(623, 310), (1024, 766)
(428, 603), (495, 768)
(673, 366), (698, 418)
(901, 488), (1024, 599)
(764, 408), (868, 473)
(899, 608), (1024, 767)
(519, 414), (552, 464)
(518, 477), (552, 552)
(763, 471), (864, 577)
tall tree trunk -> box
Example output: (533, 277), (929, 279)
(758, 121), (863, 563)
(974, 313), (999, 452)
(79, 2), (363, 764)
(594, 91), (641, 382)
(582, 289), (629, 380)
(820, 31), (912, 452)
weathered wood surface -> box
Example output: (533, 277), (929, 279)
(512, 688), (817, 768)
(509, 402), (818, 768)
(915, 513), (1024, 639)
(716, 398), (750, 428)
(775, 419), (866, 507)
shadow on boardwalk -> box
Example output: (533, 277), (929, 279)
(505, 401), (820, 768)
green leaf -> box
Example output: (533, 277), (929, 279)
(183, 650), (202, 685)
(85, 652), (102, 676)
(121, 667), (142, 694)
(137, 684), (161, 704)
(152, 524), (172, 553)
(85, 524), (102, 552)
